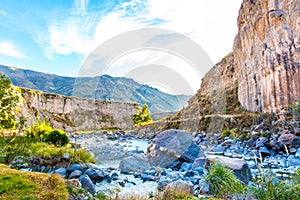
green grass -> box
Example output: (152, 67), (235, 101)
(0, 136), (96, 165)
(0, 164), (68, 200)
(205, 162), (247, 198)
(252, 168), (300, 200)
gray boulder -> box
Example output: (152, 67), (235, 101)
(158, 177), (172, 191)
(67, 164), (88, 173)
(192, 157), (207, 169)
(288, 155), (300, 167)
(207, 156), (251, 183)
(54, 167), (67, 178)
(147, 129), (204, 168)
(84, 168), (107, 183)
(119, 154), (150, 173)
(166, 180), (194, 194)
(69, 170), (82, 179)
(79, 175), (96, 194)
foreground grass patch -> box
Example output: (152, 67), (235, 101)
(0, 164), (68, 200)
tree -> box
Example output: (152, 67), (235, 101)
(44, 130), (69, 146)
(133, 104), (152, 126)
(0, 74), (19, 131)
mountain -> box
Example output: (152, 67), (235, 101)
(0, 65), (190, 114)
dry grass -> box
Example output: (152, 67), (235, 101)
(0, 164), (68, 200)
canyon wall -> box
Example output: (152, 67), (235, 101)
(20, 88), (137, 131)
(234, 0), (300, 112)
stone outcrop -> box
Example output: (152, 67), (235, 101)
(234, 0), (300, 112)
(20, 88), (137, 131)
(146, 129), (204, 168)
(137, 0), (300, 133)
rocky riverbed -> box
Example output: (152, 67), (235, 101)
(9, 123), (300, 199)
(68, 126), (300, 199)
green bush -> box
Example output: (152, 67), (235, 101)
(205, 162), (246, 198)
(24, 119), (53, 141)
(221, 129), (231, 138)
(0, 73), (20, 131)
(44, 130), (69, 146)
(70, 149), (96, 164)
(133, 104), (152, 126)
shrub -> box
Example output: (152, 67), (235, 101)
(0, 73), (20, 131)
(24, 119), (53, 141)
(133, 104), (152, 126)
(70, 149), (96, 164)
(44, 130), (69, 146)
(221, 129), (231, 138)
(205, 162), (246, 198)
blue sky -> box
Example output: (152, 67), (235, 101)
(0, 0), (242, 94)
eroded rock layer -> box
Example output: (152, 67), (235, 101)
(234, 0), (300, 112)
(20, 88), (137, 131)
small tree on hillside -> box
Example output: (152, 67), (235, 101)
(0, 73), (19, 131)
(133, 104), (152, 126)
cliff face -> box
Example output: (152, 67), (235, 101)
(20, 88), (137, 131)
(234, 0), (300, 112)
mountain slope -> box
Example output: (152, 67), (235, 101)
(0, 65), (190, 114)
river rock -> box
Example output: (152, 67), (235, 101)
(295, 148), (300, 158)
(67, 164), (88, 173)
(147, 129), (204, 168)
(221, 139), (235, 147)
(166, 180), (194, 194)
(192, 157), (207, 170)
(79, 175), (96, 194)
(110, 172), (119, 180)
(209, 146), (225, 155)
(288, 155), (300, 167)
(198, 179), (209, 194)
(84, 168), (107, 183)
(54, 167), (67, 178)
(119, 153), (150, 173)
(278, 134), (300, 148)
(157, 177), (172, 191)
(259, 146), (271, 156)
(69, 170), (82, 179)
(180, 162), (192, 172)
(208, 156), (251, 183)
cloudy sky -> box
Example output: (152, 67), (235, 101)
(0, 0), (242, 95)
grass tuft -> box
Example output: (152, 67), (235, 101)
(0, 164), (68, 200)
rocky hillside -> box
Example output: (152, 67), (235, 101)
(138, 0), (299, 133)
(0, 65), (190, 114)
(234, 0), (300, 112)
(20, 88), (138, 131)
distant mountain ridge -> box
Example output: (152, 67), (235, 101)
(0, 65), (190, 113)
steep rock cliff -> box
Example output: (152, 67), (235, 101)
(20, 88), (137, 131)
(234, 0), (300, 112)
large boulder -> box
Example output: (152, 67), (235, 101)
(278, 134), (300, 148)
(147, 129), (204, 168)
(84, 168), (107, 183)
(119, 154), (150, 173)
(207, 156), (251, 184)
(165, 180), (194, 194)
(79, 175), (96, 194)
(67, 164), (88, 173)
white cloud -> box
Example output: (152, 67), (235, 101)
(74, 0), (89, 16)
(0, 41), (28, 58)
(38, 0), (242, 94)
(41, 0), (242, 63)
(0, 10), (6, 15)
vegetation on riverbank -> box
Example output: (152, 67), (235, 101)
(0, 164), (68, 200)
